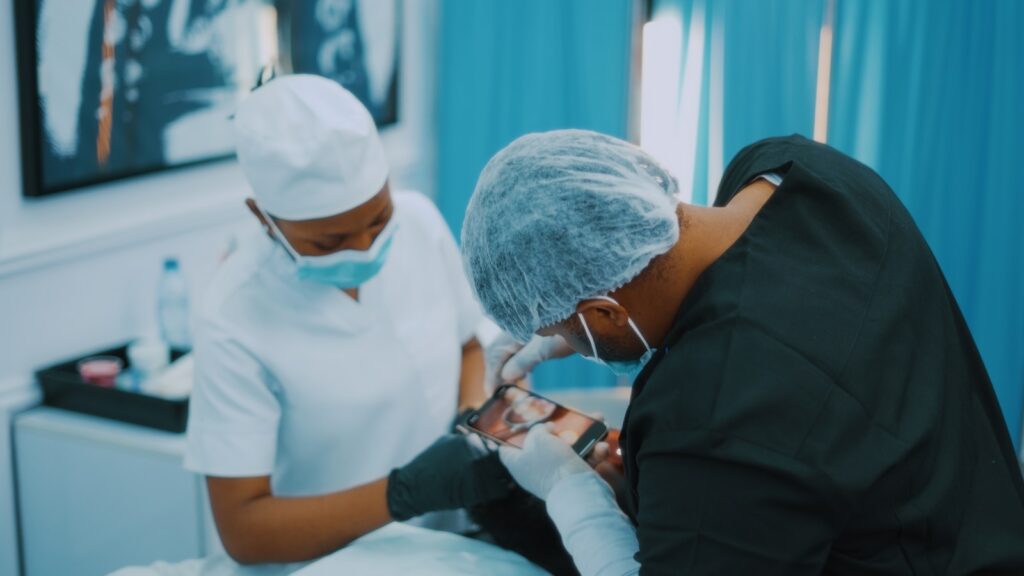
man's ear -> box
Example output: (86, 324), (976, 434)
(575, 299), (630, 328)
(245, 198), (274, 238)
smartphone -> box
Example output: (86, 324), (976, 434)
(461, 384), (609, 457)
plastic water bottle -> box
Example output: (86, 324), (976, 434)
(157, 257), (192, 351)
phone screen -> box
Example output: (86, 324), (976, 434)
(464, 385), (607, 455)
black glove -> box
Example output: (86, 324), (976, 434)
(450, 407), (475, 433)
(386, 434), (515, 521)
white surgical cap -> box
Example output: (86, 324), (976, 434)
(461, 129), (681, 342)
(234, 74), (388, 220)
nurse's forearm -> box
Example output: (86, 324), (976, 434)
(207, 475), (392, 565)
(458, 337), (487, 410)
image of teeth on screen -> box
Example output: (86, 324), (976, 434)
(472, 386), (595, 448)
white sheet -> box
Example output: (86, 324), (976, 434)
(294, 523), (549, 576)
(109, 523), (549, 576)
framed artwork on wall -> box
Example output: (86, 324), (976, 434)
(277, 0), (400, 127)
(14, 0), (401, 198)
(14, 0), (277, 197)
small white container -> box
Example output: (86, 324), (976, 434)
(127, 339), (171, 389)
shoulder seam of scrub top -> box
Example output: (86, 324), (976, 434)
(197, 229), (278, 324)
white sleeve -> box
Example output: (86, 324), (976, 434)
(546, 473), (642, 576)
(184, 326), (280, 477)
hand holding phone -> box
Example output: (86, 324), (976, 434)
(497, 421), (599, 500)
(460, 384), (609, 457)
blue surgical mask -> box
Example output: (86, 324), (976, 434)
(577, 295), (655, 379)
(262, 207), (398, 288)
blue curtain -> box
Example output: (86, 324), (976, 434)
(437, 1), (1024, 433)
(651, 0), (822, 204)
(829, 0), (1024, 448)
(717, 0), (822, 179)
(436, 0), (634, 390)
(651, 0), (1023, 447)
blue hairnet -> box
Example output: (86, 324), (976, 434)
(461, 129), (681, 342)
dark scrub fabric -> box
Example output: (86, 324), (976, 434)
(621, 135), (1024, 575)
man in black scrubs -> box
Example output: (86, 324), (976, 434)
(461, 130), (1024, 575)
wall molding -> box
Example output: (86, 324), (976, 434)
(0, 158), (251, 280)
(0, 374), (34, 400)
(0, 196), (245, 280)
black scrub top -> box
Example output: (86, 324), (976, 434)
(622, 135), (1024, 575)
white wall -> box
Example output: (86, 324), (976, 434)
(0, 1), (437, 573)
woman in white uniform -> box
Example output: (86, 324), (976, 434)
(184, 75), (513, 569)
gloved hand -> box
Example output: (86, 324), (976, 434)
(387, 434), (516, 521)
(483, 332), (527, 393)
(485, 333), (574, 392)
(499, 424), (597, 501)
(450, 407), (475, 433)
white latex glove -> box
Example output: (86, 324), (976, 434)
(484, 334), (575, 394)
(499, 424), (596, 500)
(483, 331), (528, 393)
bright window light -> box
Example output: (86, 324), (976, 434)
(814, 0), (835, 143)
(640, 15), (683, 174)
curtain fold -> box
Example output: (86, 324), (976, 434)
(829, 0), (1024, 447)
(436, 0), (1024, 428)
(436, 0), (634, 390)
(650, 0), (823, 204)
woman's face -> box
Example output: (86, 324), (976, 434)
(254, 182), (394, 257)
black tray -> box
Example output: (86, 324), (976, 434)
(36, 344), (189, 433)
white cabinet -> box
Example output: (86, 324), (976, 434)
(14, 407), (219, 576)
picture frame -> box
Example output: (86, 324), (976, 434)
(14, 0), (401, 199)
(278, 0), (401, 128)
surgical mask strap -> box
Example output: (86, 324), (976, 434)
(257, 205), (303, 262)
(625, 317), (652, 353)
(578, 312), (601, 359)
(589, 295), (652, 352)
(577, 295), (652, 359)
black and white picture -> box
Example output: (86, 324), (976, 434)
(15, 0), (401, 198)
(279, 0), (400, 126)
(16, 0), (275, 196)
